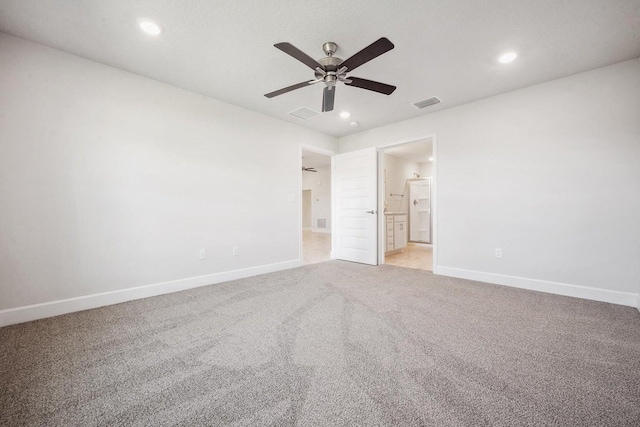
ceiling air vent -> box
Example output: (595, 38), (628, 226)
(289, 107), (321, 120)
(413, 97), (441, 109)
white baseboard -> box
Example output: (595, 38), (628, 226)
(636, 293), (640, 313)
(0, 259), (300, 327)
(434, 265), (639, 308)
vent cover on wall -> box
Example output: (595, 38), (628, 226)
(289, 107), (321, 120)
(413, 97), (441, 109)
(316, 218), (327, 229)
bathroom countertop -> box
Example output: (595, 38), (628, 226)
(384, 212), (407, 215)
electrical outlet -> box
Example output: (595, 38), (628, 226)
(199, 249), (206, 260)
(495, 248), (503, 259)
(232, 246), (239, 256)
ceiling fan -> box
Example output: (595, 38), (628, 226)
(265, 37), (397, 112)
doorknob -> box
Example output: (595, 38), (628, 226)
(366, 210), (377, 214)
(413, 200), (418, 206)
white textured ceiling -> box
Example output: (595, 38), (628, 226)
(0, 0), (639, 137)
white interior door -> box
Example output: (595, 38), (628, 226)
(409, 179), (431, 243)
(332, 147), (378, 265)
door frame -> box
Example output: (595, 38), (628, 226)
(299, 144), (336, 267)
(377, 134), (438, 269)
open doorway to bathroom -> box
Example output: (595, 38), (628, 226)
(381, 139), (433, 271)
(301, 148), (332, 265)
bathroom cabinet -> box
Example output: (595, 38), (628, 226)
(385, 213), (407, 254)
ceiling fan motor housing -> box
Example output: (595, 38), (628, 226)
(316, 56), (345, 87)
(316, 56), (342, 73)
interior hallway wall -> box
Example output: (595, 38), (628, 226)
(340, 59), (640, 303)
(0, 33), (337, 315)
(302, 167), (331, 233)
(302, 190), (312, 229)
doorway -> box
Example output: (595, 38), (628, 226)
(301, 148), (332, 265)
(380, 138), (434, 271)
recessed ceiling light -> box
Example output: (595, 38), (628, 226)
(428, 157), (434, 162)
(137, 18), (164, 36)
(339, 111), (351, 119)
(498, 52), (517, 64)
(349, 121), (359, 127)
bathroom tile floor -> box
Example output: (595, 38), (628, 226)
(384, 242), (433, 271)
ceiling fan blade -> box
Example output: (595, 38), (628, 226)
(274, 42), (324, 70)
(322, 86), (335, 112)
(344, 77), (396, 95)
(339, 37), (394, 72)
(264, 80), (316, 98)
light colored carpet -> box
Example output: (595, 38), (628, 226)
(1, 261), (639, 426)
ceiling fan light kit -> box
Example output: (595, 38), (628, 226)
(265, 38), (397, 112)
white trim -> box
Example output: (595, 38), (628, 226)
(299, 145), (336, 157)
(376, 134), (437, 150)
(431, 134), (438, 270)
(377, 150), (386, 264)
(434, 265), (638, 307)
(298, 145), (304, 267)
(636, 293), (640, 313)
(0, 259), (300, 327)
(331, 156), (336, 261)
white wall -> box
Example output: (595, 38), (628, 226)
(302, 167), (331, 232)
(0, 33), (337, 318)
(419, 162), (433, 178)
(302, 189), (312, 229)
(341, 59), (640, 305)
(383, 153), (419, 213)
